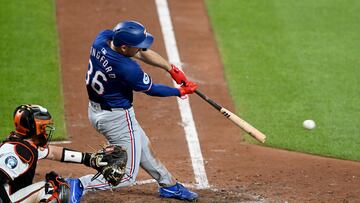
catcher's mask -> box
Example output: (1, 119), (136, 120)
(13, 104), (55, 147)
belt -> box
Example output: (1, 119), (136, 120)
(89, 101), (126, 111)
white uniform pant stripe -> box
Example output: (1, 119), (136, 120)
(120, 109), (136, 182)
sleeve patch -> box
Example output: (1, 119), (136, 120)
(15, 144), (34, 163)
(143, 73), (150, 84)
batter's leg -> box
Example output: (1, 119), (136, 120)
(138, 126), (199, 201)
(80, 107), (142, 191)
(139, 127), (177, 187)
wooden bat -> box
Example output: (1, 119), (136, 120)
(194, 89), (266, 143)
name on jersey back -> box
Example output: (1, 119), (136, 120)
(90, 46), (116, 79)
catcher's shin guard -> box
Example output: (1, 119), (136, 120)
(57, 183), (71, 203)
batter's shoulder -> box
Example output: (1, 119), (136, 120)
(94, 29), (114, 43)
(113, 58), (142, 75)
(98, 29), (114, 36)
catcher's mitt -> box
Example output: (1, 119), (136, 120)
(90, 145), (127, 186)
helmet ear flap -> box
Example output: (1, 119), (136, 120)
(13, 105), (36, 138)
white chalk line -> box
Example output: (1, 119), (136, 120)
(155, 0), (209, 190)
(49, 140), (72, 145)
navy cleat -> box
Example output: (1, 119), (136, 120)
(159, 182), (198, 201)
(66, 178), (84, 203)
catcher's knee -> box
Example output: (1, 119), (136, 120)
(39, 171), (70, 203)
(39, 184), (70, 203)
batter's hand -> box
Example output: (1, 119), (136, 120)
(169, 64), (188, 85)
(178, 81), (198, 96)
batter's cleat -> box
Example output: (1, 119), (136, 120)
(66, 178), (84, 203)
(159, 182), (198, 201)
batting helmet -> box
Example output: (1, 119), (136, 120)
(112, 20), (154, 48)
(13, 104), (55, 147)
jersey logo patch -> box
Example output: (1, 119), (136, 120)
(5, 156), (18, 169)
(143, 73), (150, 84)
(101, 48), (107, 55)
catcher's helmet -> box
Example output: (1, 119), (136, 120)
(13, 104), (55, 147)
(112, 20), (154, 48)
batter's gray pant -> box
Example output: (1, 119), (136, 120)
(79, 102), (175, 191)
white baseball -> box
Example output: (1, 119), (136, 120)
(303, 120), (316, 130)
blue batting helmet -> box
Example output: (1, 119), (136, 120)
(112, 20), (154, 48)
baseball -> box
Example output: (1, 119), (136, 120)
(303, 120), (316, 130)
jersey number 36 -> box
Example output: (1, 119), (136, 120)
(86, 60), (107, 95)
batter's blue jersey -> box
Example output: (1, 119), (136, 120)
(86, 30), (153, 109)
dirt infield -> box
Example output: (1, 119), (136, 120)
(36, 0), (360, 202)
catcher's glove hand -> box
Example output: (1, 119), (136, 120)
(89, 145), (127, 186)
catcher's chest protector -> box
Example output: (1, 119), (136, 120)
(0, 136), (38, 194)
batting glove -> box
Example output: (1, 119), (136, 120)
(178, 81), (198, 96)
(169, 64), (188, 85)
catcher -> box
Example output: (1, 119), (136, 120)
(0, 104), (127, 203)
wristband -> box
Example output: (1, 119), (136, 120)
(61, 148), (86, 164)
(83, 153), (92, 167)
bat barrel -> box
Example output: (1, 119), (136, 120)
(194, 89), (266, 143)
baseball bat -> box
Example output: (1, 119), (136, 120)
(194, 89), (266, 143)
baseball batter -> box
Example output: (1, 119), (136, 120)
(67, 20), (199, 202)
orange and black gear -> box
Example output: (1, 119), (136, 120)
(13, 104), (55, 147)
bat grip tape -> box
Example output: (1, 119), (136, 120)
(195, 90), (222, 111)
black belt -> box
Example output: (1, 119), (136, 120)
(90, 101), (128, 111)
(100, 104), (112, 111)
